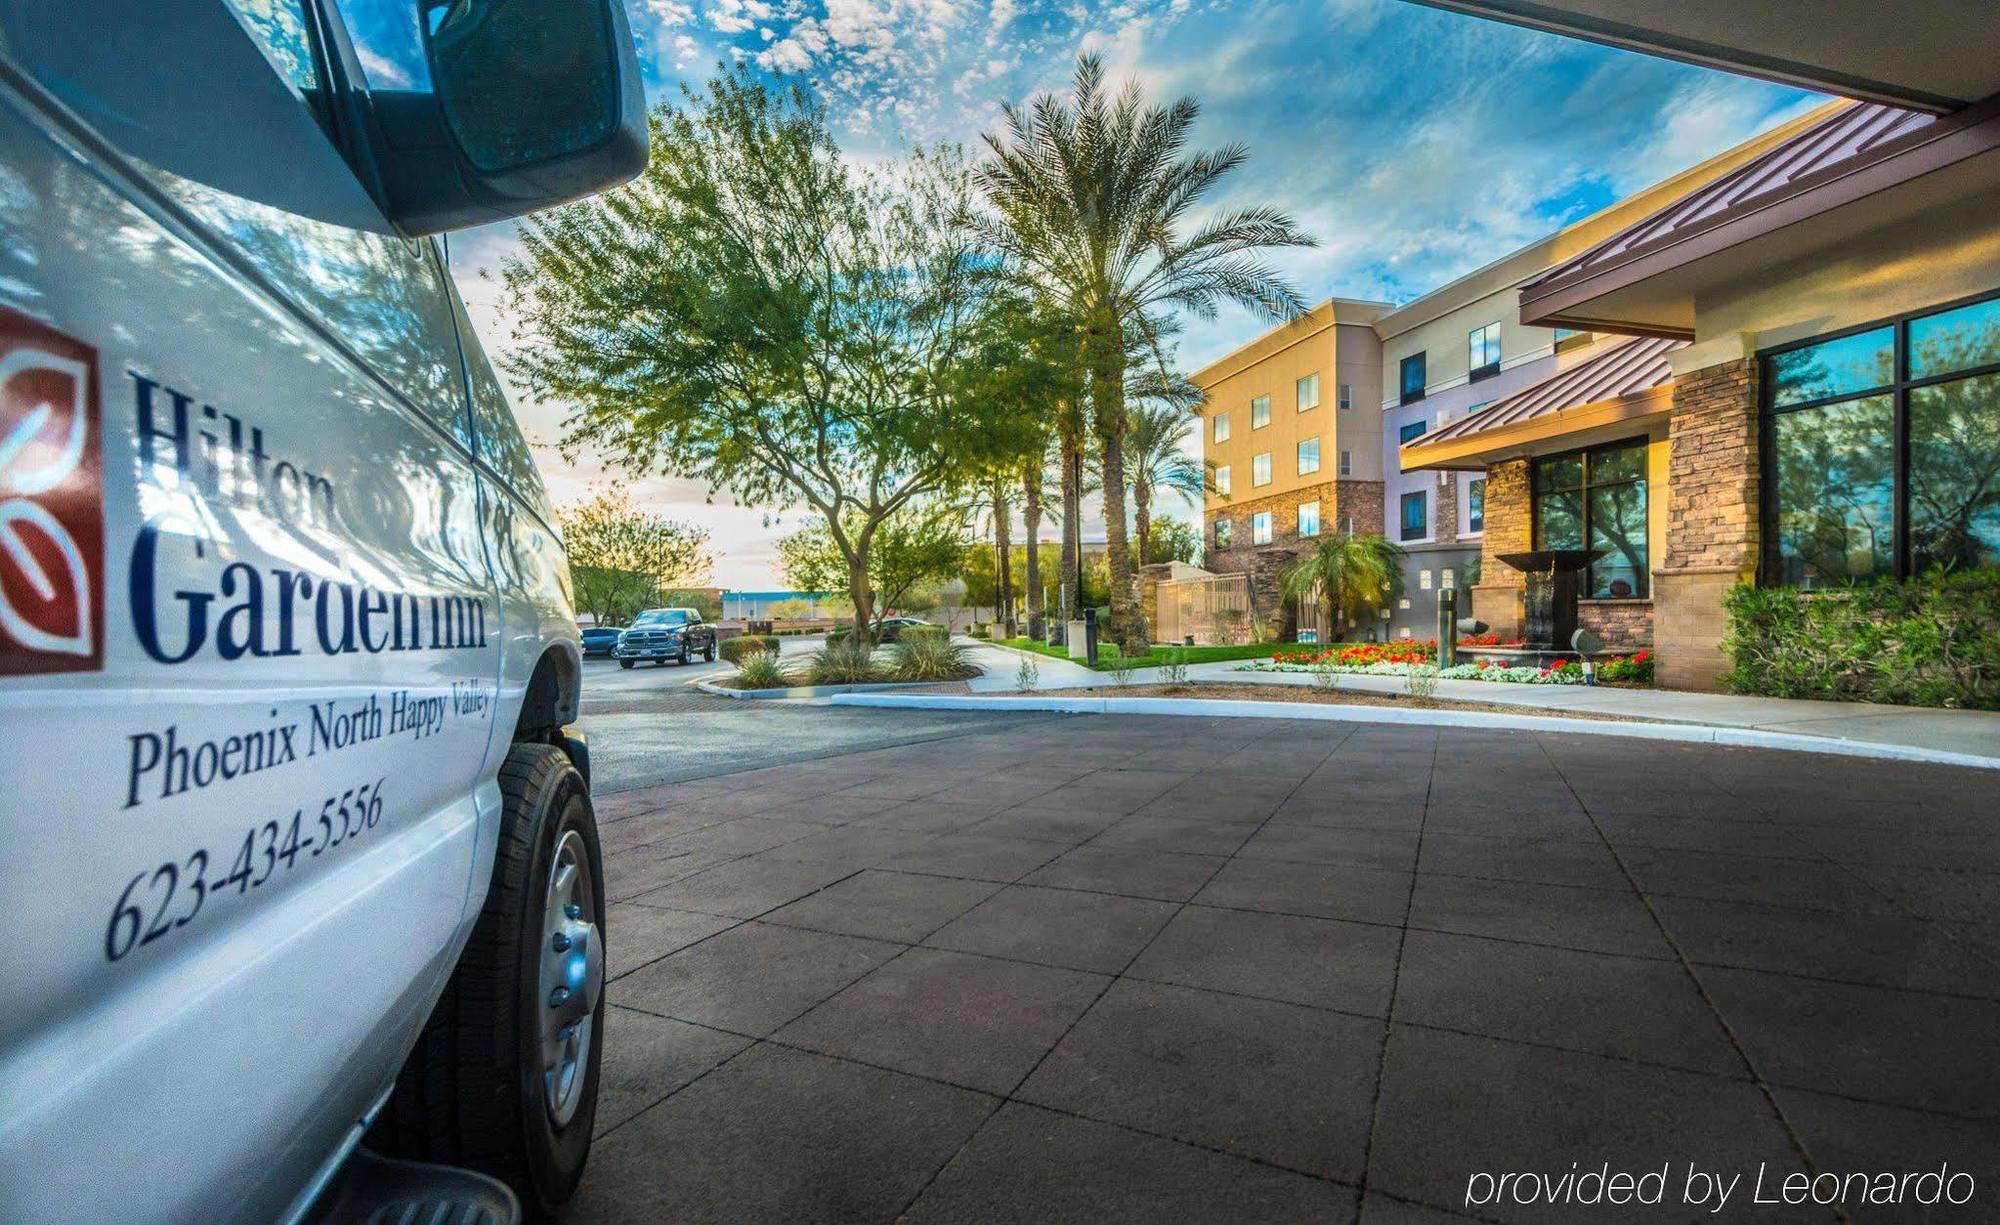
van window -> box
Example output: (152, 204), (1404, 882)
(454, 295), (555, 523)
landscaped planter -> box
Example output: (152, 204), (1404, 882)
(694, 678), (968, 700)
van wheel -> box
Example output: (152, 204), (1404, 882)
(374, 743), (604, 1218)
(703, 641), (716, 662)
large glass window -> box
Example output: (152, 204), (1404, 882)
(1252, 453), (1271, 487)
(1764, 291), (2000, 584)
(1297, 438), (1320, 475)
(1533, 439), (1649, 598)
(1251, 396), (1271, 429)
(1400, 353), (1426, 405)
(1298, 500), (1320, 537)
(1469, 322), (1500, 381)
(1214, 518), (1232, 549)
(1252, 512), (1273, 545)
(1468, 478), (1485, 533)
(1398, 420), (1428, 445)
(1297, 373), (1320, 412)
(1213, 412), (1230, 443)
(1400, 491), (1427, 541)
(1215, 465), (1231, 496)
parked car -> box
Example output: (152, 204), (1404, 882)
(829, 615), (935, 645)
(580, 625), (624, 658)
(0, 2), (647, 1222)
(615, 607), (719, 667)
(877, 616), (935, 643)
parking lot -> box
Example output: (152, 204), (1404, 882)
(567, 693), (2000, 1223)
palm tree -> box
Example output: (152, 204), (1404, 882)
(1124, 382), (1207, 567)
(978, 54), (1315, 646)
(1278, 531), (1408, 643)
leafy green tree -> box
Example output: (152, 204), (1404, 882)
(978, 55), (1315, 645)
(1146, 515), (1202, 565)
(778, 501), (970, 636)
(502, 70), (1038, 639)
(557, 485), (713, 625)
(660, 587), (723, 619)
(1278, 531), (1407, 642)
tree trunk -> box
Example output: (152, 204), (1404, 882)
(1059, 426), (1082, 628)
(1090, 328), (1140, 648)
(1134, 478), (1152, 571)
(847, 554), (873, 644)
(1022, 467), (1044, 640)
(993, 481), (1013, 638)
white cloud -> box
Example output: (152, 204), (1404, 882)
(708, 0), (776, 34)
(640, 0), (695, 24)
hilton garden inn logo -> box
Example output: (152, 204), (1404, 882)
(0, 307), (104, 675)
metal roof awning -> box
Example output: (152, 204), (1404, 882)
(1400, 334), (1684, 470)
(1514, 95), (2000, 337)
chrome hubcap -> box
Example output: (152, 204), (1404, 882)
(539, 829), (603, 1127)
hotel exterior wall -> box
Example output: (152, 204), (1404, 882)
(1206, 478), (1384, 631)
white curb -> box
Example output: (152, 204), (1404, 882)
(825, 693), (2000, 771)
(696, 679), (965, 701)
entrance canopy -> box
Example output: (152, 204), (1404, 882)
(1409, 0), (2000, 112)
(1399, 334), (1684, 470)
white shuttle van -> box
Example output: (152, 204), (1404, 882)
(0, 0), (646, 1220)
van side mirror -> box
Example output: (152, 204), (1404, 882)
(361, 0), (648, 235)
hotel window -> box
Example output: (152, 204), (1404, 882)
(1342, 517), (1355, 536)
(1252, 452), (1271, 487)
(1467, 477), (1485, 533)
(1251, 395), (1271, 429)
(1400, 490), (1427, 541)
(1338, 382), (1353, 411)
(1214, 464), (1231, 495)
(1297, 372), (1320, 412)
(1554, 327), (1593, 354)
(1213, 412), (1230, 443)
(1214, 518), (1232, 549)
(1398, 420), (1428, 445)
(1298, 499), (1320, 537)
(1763, 292), (2000, 585)
(1533, 438), (1649, 598)
(1297, 437), (1320, 475)
(1251, 512), (1273, 545)
(1338, 449), (1351, 476)
(1400, 352), (1426, 405)
(1468, 322), (1501, 381)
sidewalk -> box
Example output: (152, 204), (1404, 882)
(956, 639), (2000, 764)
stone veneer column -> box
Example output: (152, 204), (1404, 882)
(1471, 459), (1529, 639)
(1656, 347), (1760, 690)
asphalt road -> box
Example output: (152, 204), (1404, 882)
(576, 642), (1043, 794)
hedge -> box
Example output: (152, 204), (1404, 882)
(719, 634), (779, 665)
(1720, 569), (2000, 710)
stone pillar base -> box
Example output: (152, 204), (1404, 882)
(1469, 582), (1521, 641)
(1652, 568), (1740, 690)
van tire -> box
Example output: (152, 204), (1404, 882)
(619, 659), (633, 669)
(374, 743), (604, 1219)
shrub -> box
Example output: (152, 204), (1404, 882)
(719, 634), (779, 665)
(891, 631), (975, 681)
(1405, 664), (1439, 700)
(1311, 658), (1339, 691)
(732, 650), (790, 690)
(806, 639), (881, 685)
(1102, 643), (1137, 686)
(1157, 648), (1190, 687)
(1014, 656), (1040, 691)
(1721, 571), (2000, 709)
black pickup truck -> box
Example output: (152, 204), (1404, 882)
(614, 608), (719, 667)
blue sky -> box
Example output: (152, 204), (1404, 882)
(443, 0), (1822, 587)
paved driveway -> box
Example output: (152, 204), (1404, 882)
(571, 710), (2000, 1224)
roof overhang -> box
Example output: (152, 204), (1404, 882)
(1400, 384), (1672, 471)
(1406, 0), (2000, 113)
(1518, 97), (2000, 337)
